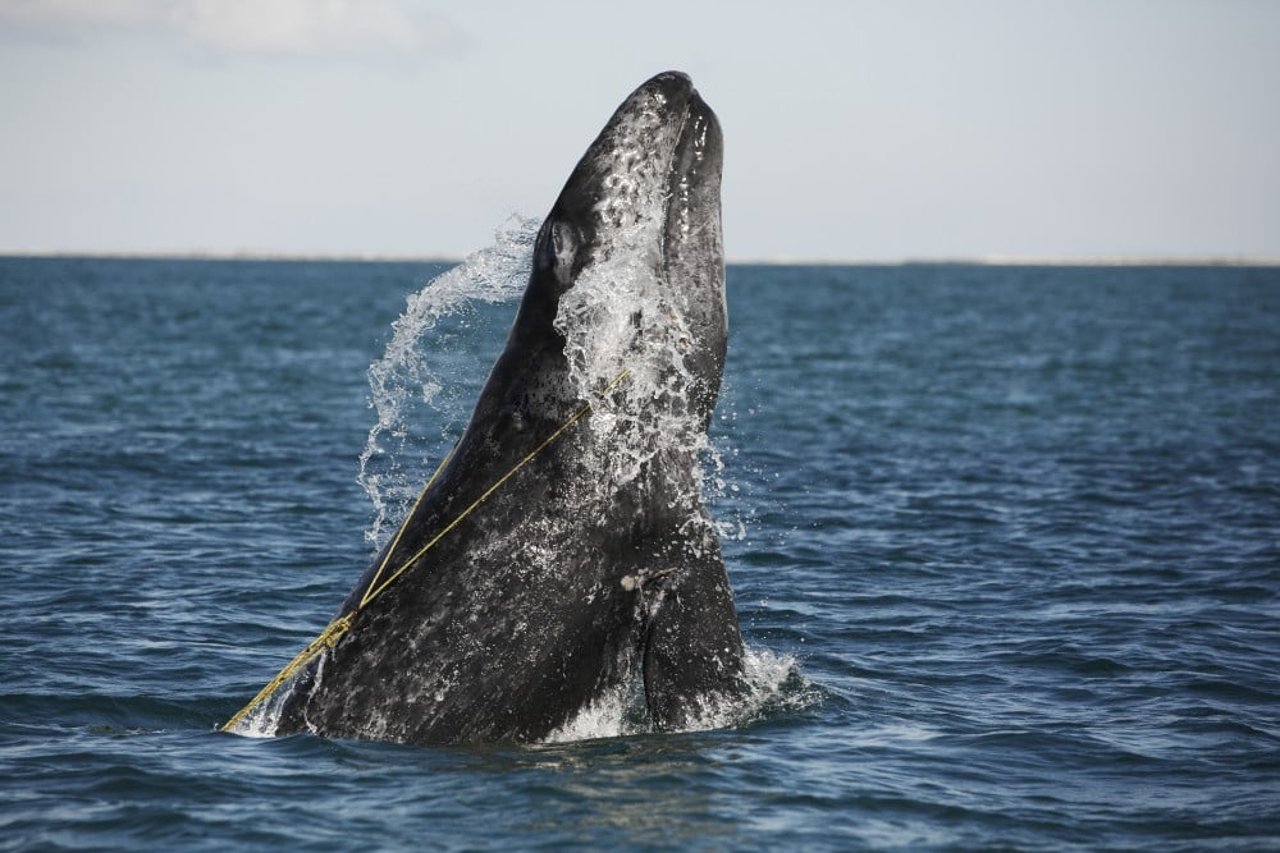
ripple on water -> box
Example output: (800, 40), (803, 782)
(2, 260), (1279, 849)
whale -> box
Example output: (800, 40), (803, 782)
(267, 71), (744, 744)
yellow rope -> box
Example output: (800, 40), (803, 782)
(358, 444), (455, 609)
(220, 614), (352, 733)
(220, 369), (631, 733)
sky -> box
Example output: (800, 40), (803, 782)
(1, 0), (1278, 262)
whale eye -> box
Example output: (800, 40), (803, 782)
(535, 220), (578, 279)
(535, 221), (561, 272)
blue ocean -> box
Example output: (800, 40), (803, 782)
(2, 256), (1278, 850)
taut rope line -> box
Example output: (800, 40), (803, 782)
(220, 369), (631, 733)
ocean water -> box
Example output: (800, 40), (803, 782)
(2, 257), (1278, 850)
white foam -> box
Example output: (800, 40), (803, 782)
(222, 660), (318, 739)
(542, 681), (645, 744)
(543, 646), (812, 744)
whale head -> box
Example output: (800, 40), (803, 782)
(525, 71), (727, 439)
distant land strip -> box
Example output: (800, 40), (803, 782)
(1, 248), (1278, 267)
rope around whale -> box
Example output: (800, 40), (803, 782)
(220, 368), (632, 734)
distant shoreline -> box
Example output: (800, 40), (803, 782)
(1, 249), (1278, 268)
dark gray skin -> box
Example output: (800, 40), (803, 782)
(275, 71), (744, 745)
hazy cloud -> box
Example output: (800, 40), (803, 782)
(0, 0), (461, 60)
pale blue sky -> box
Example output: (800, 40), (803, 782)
(2, 0), (1278, 260)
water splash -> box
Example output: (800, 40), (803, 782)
(543, 647), (813, 744)
(358, 215), (539, 548)
(224, 667), (311, 739)
(553, 216), (710, 502)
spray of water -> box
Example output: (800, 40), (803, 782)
(544, 647), (812, 744)
(340, 217), (811, 744)
(358, 215), (539, 549)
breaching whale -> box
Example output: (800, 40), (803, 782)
(232, 71), (744, 745)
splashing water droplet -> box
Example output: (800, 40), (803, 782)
(358, 215), (539, 549)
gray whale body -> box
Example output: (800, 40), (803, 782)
(275, 71), (745, 744)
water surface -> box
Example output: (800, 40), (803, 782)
(2, 258), (1278, 850)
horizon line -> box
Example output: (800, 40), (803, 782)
(2, 248), (1278, 268)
